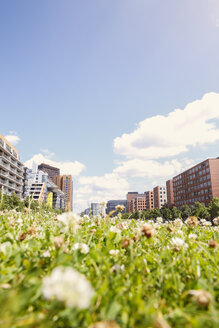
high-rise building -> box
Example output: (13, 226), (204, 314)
(38, 163), (60, 182)
(0, 134), (24, 198)
(166, 179), (174, 208)
(130, 194), (146, 212)
(54, 175), (73, 211)
(153, 186), (167, 209)
(172, 158), (219, 208)
(106, 200), (127, 215)
(145, 191), (154, 210)
(126, 192), (139, 213)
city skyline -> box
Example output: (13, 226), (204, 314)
(1, 1), (219, 211)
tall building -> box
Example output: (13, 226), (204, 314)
(91, 203), (102, 216)
(130, 194), (146, 212)
(106, 200), (127, 215)
(153, 186), (167, 209)
(126, 192), (139, 213)
(145, 191), (154, 210)
(172, 158), (219, 208)
(54, 175), (73, 211)
(0, 134), (24, 198)
(166, 179), (174, 208)
(38, 163), (60, 182)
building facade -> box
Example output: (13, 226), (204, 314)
(54, 175), (73, 211)
(0, 134), (24, 198)
(106, 200), (127, 215)
(130, 195), (146, 212)
(91, 203), (102, 216)
(145, 191), (154, 210)
(153, 186), (167, 209)
(166, 179), (174, 208)
(38, 163), (60, 182)
(126, 192), (139, 213)
(172, 158), (219, 208)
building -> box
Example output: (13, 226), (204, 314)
(38, 163), (60, 182)
(54, 175), (73, 211)
(106, 200), (127, 215)
(91, 203), (102, 216)
(130, 194), (146, 212)
(126, 192), (139, 213)
(153, 186), (167, 209)
(0, 134), (24, 198)
(145, 191), (154, 210)
(172, 158), (219, 208)
(166, 179), (174, 208)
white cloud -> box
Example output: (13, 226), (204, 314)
(5, 135), (20, 146)
(114, 92), (219, 159)
(113, 158), (194, 179)
(24, 153), (85, 177)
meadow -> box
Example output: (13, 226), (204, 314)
(0, 210), (218, 328)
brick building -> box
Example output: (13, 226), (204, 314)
(145, 190), (154, 210)
(130, 195), (146, 212)
(153, 186), (167, 209)
(54, 175), (73, 211)
(126, 192), (139, 213)
(166, 179), (174, 208)
(173, 158), (219, 208)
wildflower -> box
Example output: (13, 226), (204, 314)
(189, 290), (212, 307)
(42, 266), (94, 308)
(213, 217), (219, 225)
(0, 242), (11, 254)
(154, 313), (171, 328)
(16, 218), (23, 224)
(73, 243), (90, 254)
(156, 217), (163, 224)
(132, 235), (138, 242)
(57, 212), (81, 232)
(91, 228), (97, 234)
(110, 264), (125, 273)
(121, 238), (130, 248)
(43, 251), (50, 257)
(19, 233), (27, 241)
(54, 236), (64, 249)
(170, 237), (187, 251)
(188, 233), (197, 240)
(208, 240), (218, 248)
(202, 221), (212, 226)
(110, 226), (121, 233)
(173, 218), (183, 228)
(141, 224), (154, 238)
(115, 204), (125, 212)
(89, 321), (120, 328)
(185, 216), (198, 227)
(0, 283), (11, 289)
(109, 249), (119, 256)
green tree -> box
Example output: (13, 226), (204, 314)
(208, 197), (219, 219)
(180, 204), (192, 220)
(191, 202), (210, 220)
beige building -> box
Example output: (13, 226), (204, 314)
(145, 191), (154, 210)
(153, 186), (167, 209)
(54, 175), (73, 211)
(0, 134), (24, 198)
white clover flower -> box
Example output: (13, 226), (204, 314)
(16, 218), (23, 224)
(188, 233), (197, 240)
(73, 243), (89, 254)
(173, 218), (183, 228)
(0, 242), (11, 255)
(42, 266), (94, 308)
(110, 226), (121, 233)
(170, 237), (187, 249)
(213, 217), (219, 226)
(156, 217), (163, 224)
(57, 212), (81, 232)
(109, 249), (119, 256)
(202, 221), (212, 226)
(43, 251), (51, 257)
(110, 264), (125, 273)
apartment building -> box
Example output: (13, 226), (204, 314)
(126, 192), (139, 213)
(0, 134), (24, 198)
(145, 191), (154, 210)
(130, 195), (146, 212)
(38, 163), (60, 182)
(153, 186), (167, 209)
(54, 175), (73, 211)
(172, 158), (219, 208)
(166, 179), (174, 208)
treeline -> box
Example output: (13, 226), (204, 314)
(0, 191), (61, 213)
(122, 197), (219, 221)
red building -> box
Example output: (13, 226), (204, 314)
(145, 191), (154, 210)
(166, 179), (174, 208)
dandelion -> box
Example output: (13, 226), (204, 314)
(42, 266), (94, 308)
(73, 243), (90, 254)
(189, 290), (212, 307)
(109, 249), (119, 256)
(185, 216), (198, 227)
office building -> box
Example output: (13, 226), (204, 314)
(106, 200), (127, 215)
(153, 186), (167, 209)
(91, 203), (102, 216)
(38, 163), (60, 182)
(0, 134), (24, 198)
(172, 158), (219, 208)
(166, 179), (174, 208)
(54, 175), (73, 211)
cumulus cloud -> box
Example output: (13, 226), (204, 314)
(5, 135), (20, 146)
(114, 92), (219, 159)
(113, 158), (194, 179)
(24, 153), (85, 177)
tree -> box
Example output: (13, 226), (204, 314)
(180, 204), (192, 220)
(191, 202), (210, 220)
(208, 197), (219, 219)
(160, 204), (172, 220)
(171, 206), (181, 219)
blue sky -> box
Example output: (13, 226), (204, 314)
(1, 0), (219, 211)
